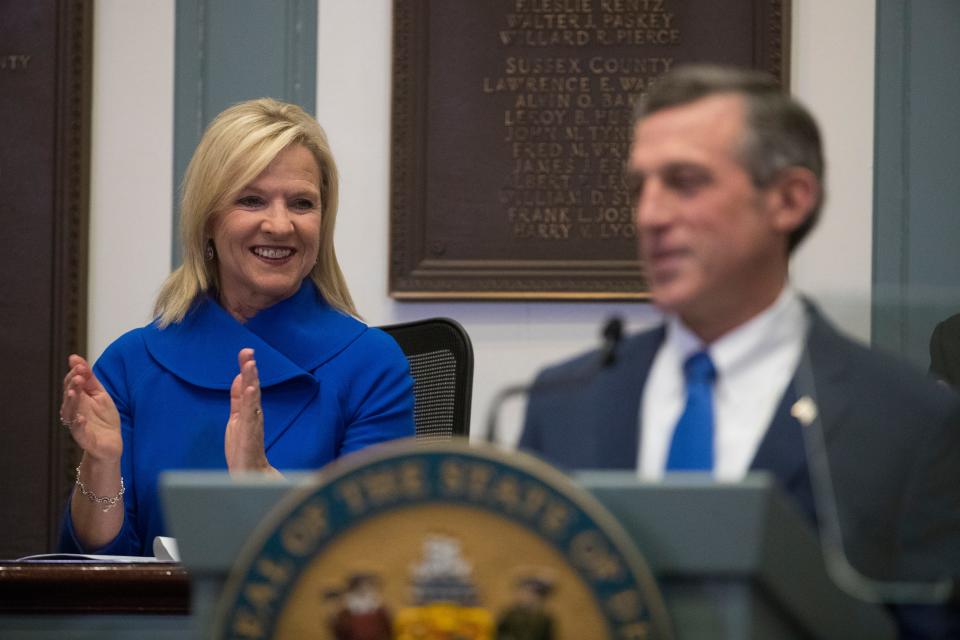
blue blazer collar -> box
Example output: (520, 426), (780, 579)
(143, 280), (364, 389)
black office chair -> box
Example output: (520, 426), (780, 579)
(378, 318), (474, 440)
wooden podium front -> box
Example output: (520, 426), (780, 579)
(0, 562), (189, 614)
(0, 562), (192, 638)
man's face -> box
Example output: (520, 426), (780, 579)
(628, 94), (790, 336)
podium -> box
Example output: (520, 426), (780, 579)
(577, 472), (896, 640)
(158, 470), (894, 639)
(0, 563), (190, 639)
(0, 469), (898, 639)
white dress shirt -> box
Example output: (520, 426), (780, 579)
(638, 286), (808, 481)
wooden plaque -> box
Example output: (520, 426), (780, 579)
(390, 0), (789, 299)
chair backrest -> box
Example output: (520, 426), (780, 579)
(378, 318), (474, 439)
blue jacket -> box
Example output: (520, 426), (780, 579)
(60, 280), (414, 556)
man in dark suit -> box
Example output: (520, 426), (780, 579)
(519, 65), (960, 636)
(930, 313), (960, 387)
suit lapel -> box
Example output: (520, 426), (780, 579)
(594, 328), (664, 467)
(750, 382), (806, 486)
(749, 304), (852, 502)
(800, 304), (853, 443)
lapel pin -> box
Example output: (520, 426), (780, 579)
(791, 396), (818, 427)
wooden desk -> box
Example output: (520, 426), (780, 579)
(0, 562), (190, 615)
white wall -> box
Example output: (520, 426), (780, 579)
(89, 1), (174, 357)
(90, 0), (876, 445)
(789, 0), (876, 343)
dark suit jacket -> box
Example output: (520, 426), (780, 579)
(520, 305), (960, 587)
(930, 313), (960, 387)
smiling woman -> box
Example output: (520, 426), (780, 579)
(56, 99), (415, 557)
(212, 144), (323, 322)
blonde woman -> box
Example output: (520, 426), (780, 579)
(58, 99), (414, 556)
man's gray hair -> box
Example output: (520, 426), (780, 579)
(634, 64), (825, 251)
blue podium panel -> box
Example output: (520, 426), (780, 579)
(579, 472), (896, 640)
(161, 470), (895, 640)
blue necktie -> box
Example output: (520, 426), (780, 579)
(666, 351), (717, 471)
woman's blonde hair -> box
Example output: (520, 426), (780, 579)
(153, 98), (357, 327)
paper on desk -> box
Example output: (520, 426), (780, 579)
(152, 536), (180, 562)
(16, 536), (181, 563)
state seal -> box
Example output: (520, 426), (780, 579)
(214, 440), (671, 639)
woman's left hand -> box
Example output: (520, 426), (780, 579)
(225, 348), (280, 476)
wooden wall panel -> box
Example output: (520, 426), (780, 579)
(0, 0), (91, 557)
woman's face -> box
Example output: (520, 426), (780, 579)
(211, 144), (322, 321)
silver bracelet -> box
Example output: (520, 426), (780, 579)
(75, 465), (125, 513)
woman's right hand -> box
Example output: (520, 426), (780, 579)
(63, 354), (125, 551)
(61, 354), (122, 463)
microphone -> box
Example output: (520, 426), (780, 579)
(484, 316), (623, 445)
(791, 346), (956, 606)
(599, 317), (624, 368)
